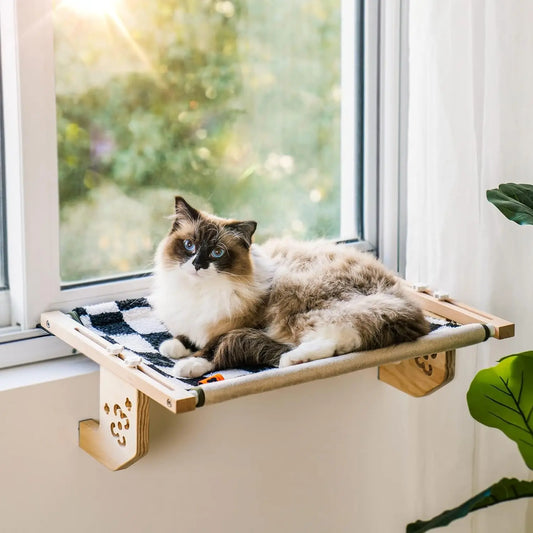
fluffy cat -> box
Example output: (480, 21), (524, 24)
(151, 197), (430, 378)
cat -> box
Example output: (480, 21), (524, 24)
(151, 196), (430, 378)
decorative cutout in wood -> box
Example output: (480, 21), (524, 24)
(414, 353), (439, 376)
(79, 368), (150, 470)
(105, 401), (132, 447)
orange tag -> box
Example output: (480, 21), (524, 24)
(199, 374), (225, 385)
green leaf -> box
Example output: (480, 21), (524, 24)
(467, 351), (533, 468)
(486, 183), (533, 225)
(406, 478), (533, 532)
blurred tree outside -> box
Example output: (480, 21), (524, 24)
(54, 0), (341, 282)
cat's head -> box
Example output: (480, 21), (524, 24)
(156, 196), (257, 278)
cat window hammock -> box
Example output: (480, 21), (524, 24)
(41, 286), (514, 471)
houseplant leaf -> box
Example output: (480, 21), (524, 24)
(486, 183), (533, 225)
(466, 350), (533, 468)
(406, 478), (533, 532)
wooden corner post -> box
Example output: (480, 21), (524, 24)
(79, 368), (150, 471)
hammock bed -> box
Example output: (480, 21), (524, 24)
(41, 286), (513, 470)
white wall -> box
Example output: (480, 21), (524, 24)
(1, 362), (431, 533)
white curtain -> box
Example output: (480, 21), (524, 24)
(407, 1), (533, 531)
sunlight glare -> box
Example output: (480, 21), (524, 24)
(57, 0), (159, 83)
(60, 0), (119, 17)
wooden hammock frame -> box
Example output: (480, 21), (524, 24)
(41, 287), (514, 471)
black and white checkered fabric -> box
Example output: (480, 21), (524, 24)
(73, 297), (258, 388)
(73, 297), (459, 389)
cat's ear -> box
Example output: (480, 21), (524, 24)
(172, 196), (200, 230)
(226, 220), (257, 248)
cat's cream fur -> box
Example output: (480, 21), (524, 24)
(151, 197), (429, 378)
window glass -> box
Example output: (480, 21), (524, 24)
(53, 0), (344, 283)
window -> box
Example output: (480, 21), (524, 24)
(0, 0), (405, 364)
(54, 0), (346, 284)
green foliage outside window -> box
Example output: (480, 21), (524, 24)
(54, 0), (341, 282)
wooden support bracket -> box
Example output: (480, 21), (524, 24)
(378, 350), (455, 397)
(80, 367), (150, 470)
(41, 311), (197, 470)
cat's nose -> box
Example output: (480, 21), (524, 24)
(192, 256), (208, 271)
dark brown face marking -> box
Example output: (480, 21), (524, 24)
(187, 222), (227, 272)
(162, 199), (257, 276)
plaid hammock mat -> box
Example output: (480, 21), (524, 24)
(72, 297), (458, 389)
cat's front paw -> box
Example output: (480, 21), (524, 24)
(159, 338), (192, 359)
(170, 357), (215, 378)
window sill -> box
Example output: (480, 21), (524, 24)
(0, 354), (98, 392)
(0, 331), (78, 369)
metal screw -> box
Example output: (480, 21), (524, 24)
(46, 320), (50, 328)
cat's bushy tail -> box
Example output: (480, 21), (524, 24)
(344, 287), (430, 350)
(200, 328), (291, 369)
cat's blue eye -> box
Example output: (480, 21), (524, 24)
(210, 247), (225, 259)
(183, 239), (196, 253)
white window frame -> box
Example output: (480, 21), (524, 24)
(0, 0), (406, 367)
(376, 0), (409, 274)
